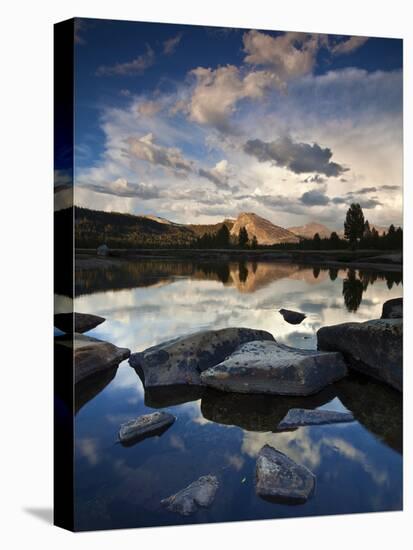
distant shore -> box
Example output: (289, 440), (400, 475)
(75, 248), (402, 273)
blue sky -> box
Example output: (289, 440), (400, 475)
(69, 18), (403, 229)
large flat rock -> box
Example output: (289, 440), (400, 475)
(56, 334), (130, 384)
(200, 340), (347, 396)
(161, 475), (219, 516)
(54, 312), (105, 334)
(317, 318), (402, 391)
(129, 327), (275, 387)
(119, 411), (175, 445)
(255, 445), (315, 503)
(277, 408), (354, 430)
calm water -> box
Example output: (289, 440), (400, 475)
(68, 259), (402, 530)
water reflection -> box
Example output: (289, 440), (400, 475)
(200, 387), (338, 432)
(73, 259), (402, 530)
(342, 269), (402, 312)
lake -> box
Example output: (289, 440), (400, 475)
(69, 259), (402, 530)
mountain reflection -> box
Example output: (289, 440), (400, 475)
(74, 257), (402, 300)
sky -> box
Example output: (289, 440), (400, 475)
(71, 18), (403, 230)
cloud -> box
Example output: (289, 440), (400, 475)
(243, 30), (325, 80)
(137, 100), (162, 117)
(198, 159), (231, 189)
(183, 65), (281, 132)
(125, 133), (193, 173)
(380, 184), (400, 191)
(303, 174), (326, 184)
(96, 45), (155, 76)
(244, 135), (348, 177)
(74, 19), (88, 45)
(301, 188), (330, 206)
(79, 178), (160, 199)
(163, 33), (182, 55)
(331, 36), (369, 55)
(349, 186), (377, 194)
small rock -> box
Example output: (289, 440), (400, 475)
(200, 340), (347, 396)
(381, 298), (402, 319)
(129, 327), (275, 387)
(256, 445), (315, 503)
(317, 318), (402, 391)
(277, 408), (354, 430)
(119, 411), (175, 445)
(54, 312), (106, 334)
(161, 475), (219, 516)
(279, 309), (306, 325)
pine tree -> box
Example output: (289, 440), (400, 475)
(344, 203), (365, 249)
(238, 226), (249, 248)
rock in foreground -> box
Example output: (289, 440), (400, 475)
(129, 328), (275, 387)
(161, 475), (219, 516)
(279, 308), (306, 325)
(317, 319), (402, 391)
(55, 334), (130, 383)
(256, 445), (315, 503)
(54, 312), (106, 334)
(381, 298), (403, 319)
(200, 340), (347, 396)
(119, 411), (175, 445)
(277, 408), (354, 430)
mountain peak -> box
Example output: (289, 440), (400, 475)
(288, 221), (332, 239)
(231, 212), (299, 245)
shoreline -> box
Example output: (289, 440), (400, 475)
(75, 248), (402, 273)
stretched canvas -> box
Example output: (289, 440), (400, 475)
(54, 18), (403, 531)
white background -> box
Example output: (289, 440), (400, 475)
(0, 1), (411, 548)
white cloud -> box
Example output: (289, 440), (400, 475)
(96, 45), (155, 76)
(331, 36), (369, 55)
(163, 33), (182, 55)
(125, 133), (193, 173)
(243, 30), (325, 80)
(182, 65), (281, 131)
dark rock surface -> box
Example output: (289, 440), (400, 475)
(277, 408), (354, 430)
(317, 318), (402, 391)
(381, 297), (403, 319)
(161, 475), (219, 516)
(255, 445), (315, 503)
(119, 411), (175, 445)
(54, 312), (106, 334)
(279, 308), (306, 325)
(129, 327), (275, 387)
(200, 340), (347, 396)
(55, 334), (130, 384)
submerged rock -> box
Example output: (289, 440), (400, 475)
(317, 318), (402, 391)
(161, 475), (219, 516)
(255, 445), (315, 503)
(277, 408), (354, 430)
(119, 411), (175, 445)
(381, 297), (403, 319)
(55, 334), (130, 384)
(279, 308), (306, 325)
(129, 327), (275, 387)
(200, 340), (347, 396)
(54, 312), (106, 334)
